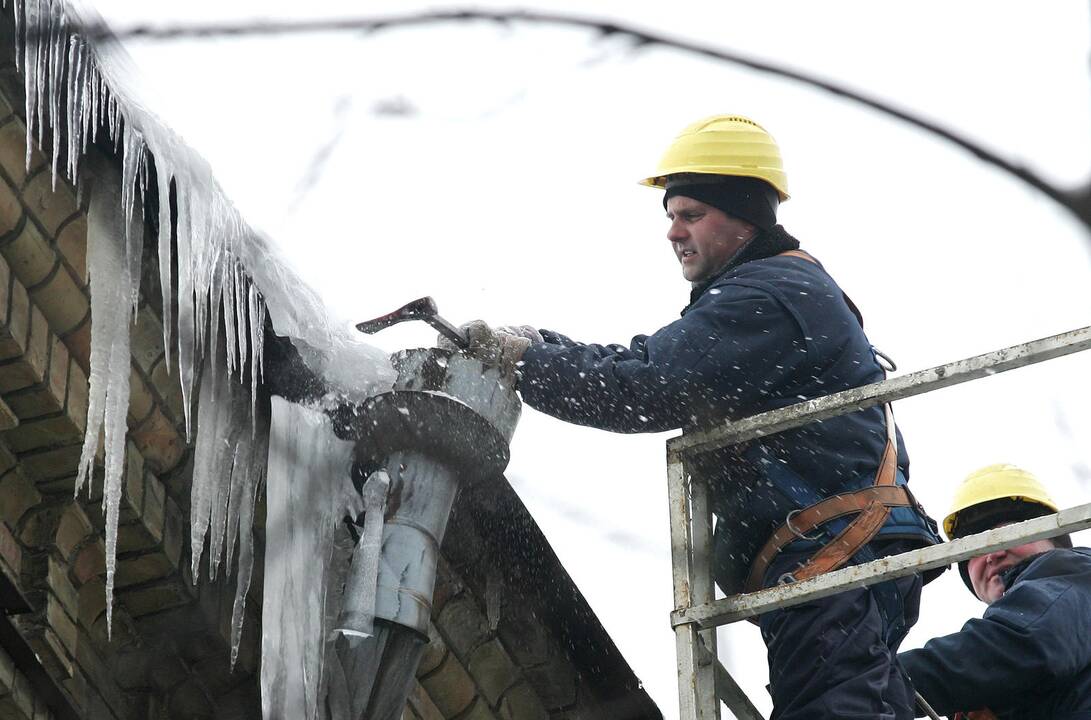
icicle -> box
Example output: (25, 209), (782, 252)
(189, 185), (213, 367)
(82, 54), (96, 153)
(78, 157), (141, 636)
(22, 0), (40, 171)
(75, 204), (118, 495)
(47, 0), (64, 189)
(189, 345), (234, 579)
(223, 423), (249, 579)
(262, 398), (359, 720)
(155, 161), (172, 369)
(248, 283), (260, 429)
(120, 127), (145, 319)
(206, 364), (247, 580)
(107, 92), (118, 146)
(234, 265), (248, 375)
(230, 421), (266, 669)
(79, 53), (92, 155)
(12, 0), (23, 72)
(221, 259), (237, 378)
(255, 296), (265, 384)
(99, 299), (130, 638)
(174, 181), (196, 438)
(249, 287), (264, 431)
(32, 0), (47, 148)
(206, 255), (223, 379)
(88, 64), (100, 151)
(65, 37), (82, 182)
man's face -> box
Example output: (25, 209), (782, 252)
(666, 195), (756, 283)
(967, 537), (1055, 604)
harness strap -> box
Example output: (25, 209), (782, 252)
(779, 249), (866, 327)
(743, 404), (903, 592)
(741, 246), (902, 593)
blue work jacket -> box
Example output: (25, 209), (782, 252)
(900, 548), (1091, 719)
(517, 249), (940, 592)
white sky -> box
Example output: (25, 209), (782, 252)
(88, 2), (1091, 717)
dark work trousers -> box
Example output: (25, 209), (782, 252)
(758, 539), (923, 720)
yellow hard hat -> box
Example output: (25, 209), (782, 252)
(943, 464), (1059, 540)
(640, 115), (790, 200)
(946, 464), (1063, 598)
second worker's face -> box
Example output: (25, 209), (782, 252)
(666, 196), (756, 284)
(967, 537), (1056, 604)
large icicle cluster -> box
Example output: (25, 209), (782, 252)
(11, 0), (395, 669)
(262, 398), (363, 719)
(189, 335), (270, 666)
(77, 156), (136, 637)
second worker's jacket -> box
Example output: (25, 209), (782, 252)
(900, 548), (1091, 719)
(517, 230), (941, 592)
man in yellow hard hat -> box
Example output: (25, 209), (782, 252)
(900, 464), (1091, 719)
(447, 115), (943, 719)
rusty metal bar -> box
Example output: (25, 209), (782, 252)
(689, 469), (721, 719)
(667, 450), (706, 720)
(668, 325), (1091, 457)
(671, 502), (1091, 629)
(696, 639), (766, 720)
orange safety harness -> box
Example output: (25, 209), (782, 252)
(742, 250), (918, 593)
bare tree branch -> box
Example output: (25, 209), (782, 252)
(64, 8), (1090, 228)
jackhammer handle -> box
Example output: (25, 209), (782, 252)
(425, 315), (470, 349)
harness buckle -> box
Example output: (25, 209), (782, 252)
(785, 509), (824, 542)
(777, 572), (797, 585)
(873, 346), (898, 372)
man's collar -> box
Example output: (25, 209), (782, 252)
(682, 225), (802, 312)
(999, 551), (1052, 588)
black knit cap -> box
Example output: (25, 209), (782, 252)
(663, 174), (780, 230)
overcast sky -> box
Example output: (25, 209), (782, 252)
(87, 2), (1091, 716)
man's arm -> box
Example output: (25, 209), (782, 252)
(517, 284), (808, 433)
(900, 557), (1091, 715)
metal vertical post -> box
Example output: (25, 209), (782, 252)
(668, 449), (717, 720)
(688, 459), (720, 720)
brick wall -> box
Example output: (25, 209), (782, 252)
(0, 75), (233, 718)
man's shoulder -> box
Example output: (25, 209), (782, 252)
(1032, 547), (1091, 567)
(1034, 546), (1091, 570)
(985, 548), (1091, 633)
(1009, 547), (1091, 585)
(717, 250), (837, 285)
(702, 252), (845, 308)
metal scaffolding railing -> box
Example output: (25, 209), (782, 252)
(665, 325), (1091, 720)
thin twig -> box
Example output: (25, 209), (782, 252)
(52, 8), (1086, 224)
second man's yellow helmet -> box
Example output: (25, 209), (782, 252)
(640, 114), (790, 200)
(943, 464), (1059, 540)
